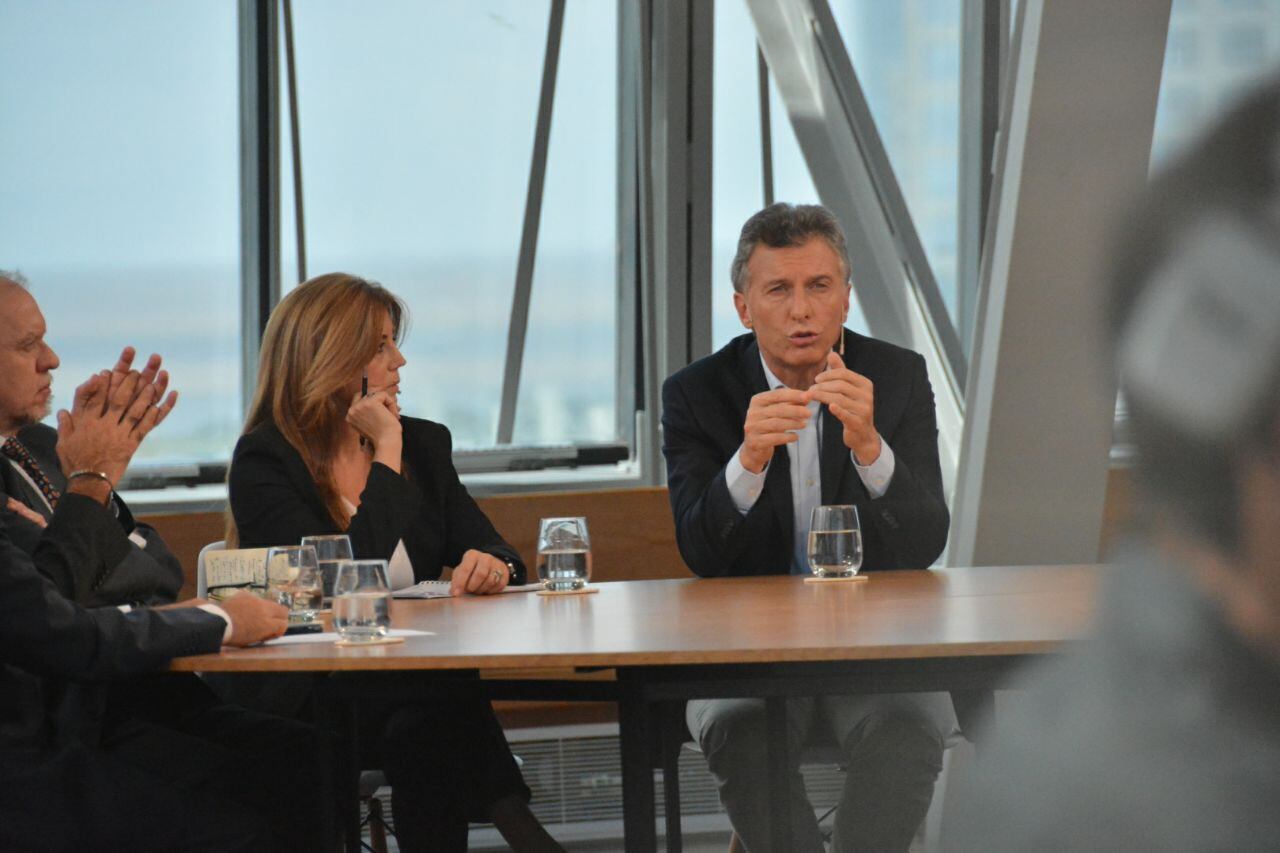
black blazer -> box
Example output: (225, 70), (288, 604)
(661, 329), (949, 577)
(0, 424), (184, 607)
(229, 417), (526, 584)
(0, 494), (224, 751)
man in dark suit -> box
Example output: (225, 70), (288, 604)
(662, 204), (954, 852)
(0, 498), (266, 851)
(0, 272), (182, 606)
(2, 418), (189, 604)
(0, 273), (329, 851)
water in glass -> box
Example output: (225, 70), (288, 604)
(265, 545), (323, 622)
(333, 560), (392, 641)
(537, 517), (591, 591)
(302, 534), (354, 601)
(807, 505), (863, 578)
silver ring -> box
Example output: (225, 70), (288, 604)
(491, 570), (500, 582)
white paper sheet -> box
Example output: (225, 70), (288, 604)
(393, 581), (544, 600)
(261, 628), (434, 646)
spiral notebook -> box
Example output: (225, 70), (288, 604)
(393, 581), (544, 599)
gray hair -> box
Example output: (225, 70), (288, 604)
(729, 203), (851, 293)
(0, 269), (29, 290)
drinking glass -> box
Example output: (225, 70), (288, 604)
(332, 560), (392, 642)
(536, 517), (592, 592)
(264, 545), (323, 622)
(302, 534), (354, 602)
(807, 505), (863, 578)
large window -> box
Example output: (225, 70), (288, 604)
(2, 1), (621, 486)
(17, 1), (1263, 487)
(831, 1), (961, 321)
(0, 1), (241, 466)
(279, 1), (618, 450)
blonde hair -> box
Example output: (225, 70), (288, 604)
(226, 272), (407, 543)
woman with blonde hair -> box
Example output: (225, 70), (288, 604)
(227, 273), (561, 852)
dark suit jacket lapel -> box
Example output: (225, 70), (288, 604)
(738, 337), (795, 542)
(22, 427), (68, 493)
(0, 457), (33, 506)
(21, 427), (65, 522)
(4, 434), (55, 523)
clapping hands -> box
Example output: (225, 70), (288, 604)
(54, 348), (180, 499)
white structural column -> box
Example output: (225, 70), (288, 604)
(948, 0), (1171, 567)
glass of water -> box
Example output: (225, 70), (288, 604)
(301, 534), (353, 603)
(807, 505), (863, 578)
(536, 517), (592, 592)
(332, 560), (392, 642)
(264, 545), (323, 622)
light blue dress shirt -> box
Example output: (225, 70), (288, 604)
(725, 354), (895, 572)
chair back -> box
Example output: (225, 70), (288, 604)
(196, 540), (227, 598)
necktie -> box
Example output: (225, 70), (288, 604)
(2, 436), (60, 510)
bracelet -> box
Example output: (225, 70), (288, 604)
(67, 470), (116, 492)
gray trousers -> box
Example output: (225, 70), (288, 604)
(688, 692), (955, 853)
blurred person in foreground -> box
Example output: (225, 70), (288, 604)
(0, 333), (315, 850)
(1, 270), (330, 845)
(948, 79), (1280, 850)
(662, 203), (955, 852)
(225, 272), (562, 852)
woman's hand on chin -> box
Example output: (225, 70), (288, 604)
(347, 390), (402, 450)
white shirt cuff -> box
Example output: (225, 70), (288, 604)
(853, 435), (895, 499)
(725, 447), (768, 515)
(197, 603), (234, 643)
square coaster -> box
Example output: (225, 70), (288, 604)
(536, 586), (600, 596)
(803, 574), (868, 583)
(334, 635), (406, 647)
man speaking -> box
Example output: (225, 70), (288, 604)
(662, 203), (954, 852)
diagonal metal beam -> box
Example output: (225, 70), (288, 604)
(281, 0), (307, 283)
(810, 1), (967, 391)
(497, 0), (565, 445)
(747, 0), (968, 493)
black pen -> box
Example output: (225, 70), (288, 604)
(359, 370), (369, 450)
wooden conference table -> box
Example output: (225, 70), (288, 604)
(174, 564), (1099, 852)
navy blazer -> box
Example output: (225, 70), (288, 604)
(229, 417), (526, 584)
(0, 494), (224, 751)
(0, 423), (184, 607)
(661, 329), (949, 577)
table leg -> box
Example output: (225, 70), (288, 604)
(765, 696), (793, 852)
(619, 679), (657, 853)
(660, 701), (684, 853)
